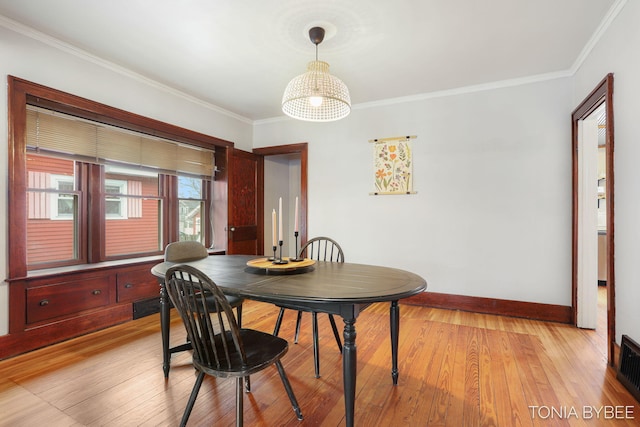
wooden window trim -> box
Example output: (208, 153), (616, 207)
(7, 76), (232, 279)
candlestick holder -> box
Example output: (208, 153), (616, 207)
(268, 245), (277, 261)
(273, 240), (289, 264)
(290, 231), (304, 262)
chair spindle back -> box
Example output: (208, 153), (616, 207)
(165, 265), (246, 372)
(299, 236), (345, 263)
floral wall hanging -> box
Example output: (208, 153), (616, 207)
(370, 135), (416, 195)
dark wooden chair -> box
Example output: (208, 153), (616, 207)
(165, 264), (303, 427)
(163, 241), (244, 377)
(273, 236), (344, 378)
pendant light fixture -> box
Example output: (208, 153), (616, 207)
(282, 26), (351, 122)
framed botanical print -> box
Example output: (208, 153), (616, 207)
(370, 135), (416, 195)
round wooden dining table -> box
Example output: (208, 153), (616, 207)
(152, 254), (426, 427)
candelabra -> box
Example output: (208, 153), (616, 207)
(290, 231), (304, 262)
(273, 240), (289, 264)
(268, 245), (277, 261)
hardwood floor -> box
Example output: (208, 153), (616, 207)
(1, 287), (637, 426)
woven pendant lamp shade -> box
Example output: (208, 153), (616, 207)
(282, 26), (351, 122)
(282, 60), (351, 122)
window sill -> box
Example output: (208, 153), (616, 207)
(9, 249), (226, 281)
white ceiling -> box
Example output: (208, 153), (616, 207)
(0, 0), (618, 121)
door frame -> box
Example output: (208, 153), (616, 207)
(571, 73), (615, 365)
(253, 143), (309, 247)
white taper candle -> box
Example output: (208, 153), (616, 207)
(278, 197), (283, 241)
(272, 209), (277, 246)
(294, 196), (299, 232)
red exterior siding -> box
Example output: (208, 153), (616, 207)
(105, 196), (160, 256)
(26, 155), (76, 265)
(26, 154), (161, 264)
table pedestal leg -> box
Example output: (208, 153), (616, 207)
(390, 300), (399, 385)
(312, 312), (320, 378)
(343, 316), (357, 427)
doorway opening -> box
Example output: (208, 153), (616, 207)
(254, 143), (308, 257)
(571, 73), (615, 365)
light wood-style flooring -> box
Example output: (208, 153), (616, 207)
(1, 287), (638, 426)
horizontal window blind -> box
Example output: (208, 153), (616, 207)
(26, 106), (214, 177)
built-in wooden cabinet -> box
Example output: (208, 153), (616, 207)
(3, 259), (161, 360)
(26, 275), (113, 325)
(116, 267), (160, 303)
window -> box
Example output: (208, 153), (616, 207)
(52, 175), (75, 219)
(26, 155), (81, 265)
(105, 179), (128, 219)
(23, 105), (217, 266)
(178, 176), (206, 243)
(7, 78), (229, 275)
(27, 167), (78, 221)
(104, 166), (163, 258)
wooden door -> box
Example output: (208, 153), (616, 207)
(227, 148), (263, 255)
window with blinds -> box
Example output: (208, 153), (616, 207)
(23, 106), (216, 267)
(8, 77), (230, 278)
(26, 106), (215, 178)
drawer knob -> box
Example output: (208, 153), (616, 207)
(39, 299), (49, 306)
(92, 289), (102, 296)
(124, 283), (133, 289)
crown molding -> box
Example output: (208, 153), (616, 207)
(0, 15), (253, 125)
(353, 70), (574, 110)
(255, 70), (573, 125)
(570, 0), (627, 75)
(1, 0), (626, 128)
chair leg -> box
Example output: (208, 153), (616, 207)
(180, 371), (205, 427)
(236, 377), (244, 427)
(236, 305), (250, 393)
(328, 314), (343, 353)
(312, 312), (320, 378)
(236, 304), (243, 328)
(273, 307), (285, 336)
(294, 311), (303, 344)
(275, 361), (304, 421)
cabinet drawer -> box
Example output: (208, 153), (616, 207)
(26, 277), (111, 324)
(117, 269), (159, 303)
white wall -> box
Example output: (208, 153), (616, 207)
(0, 23), (253, 335)
(254, 77), (574, 306)
(572, 0), (640, 344)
